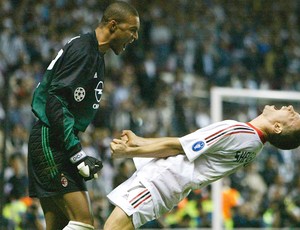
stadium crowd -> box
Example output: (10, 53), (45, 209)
(1, 0), (300, 229)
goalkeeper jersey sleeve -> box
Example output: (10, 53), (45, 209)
(31, 32), (105, 156)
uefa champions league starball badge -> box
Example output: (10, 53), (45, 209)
(74, 87), (86, 102)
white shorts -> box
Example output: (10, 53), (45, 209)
(107, 173), (156, 229)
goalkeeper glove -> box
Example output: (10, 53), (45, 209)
(70, 150), (103, 181)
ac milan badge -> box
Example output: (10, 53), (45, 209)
(61, 175), (68, 187)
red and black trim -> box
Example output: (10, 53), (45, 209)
(247, 122), (266, 143)
(129, 188), (152, 209)
(205, 124), (256, 146)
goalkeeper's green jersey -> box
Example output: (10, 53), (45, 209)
(31, 31), (105, 155)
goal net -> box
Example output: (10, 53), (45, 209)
(210, 87), (300, 230)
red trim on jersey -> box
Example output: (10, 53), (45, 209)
(205, 124), (256, 146)
(207, 130), (258, 146)
(246, 122), (266, 143)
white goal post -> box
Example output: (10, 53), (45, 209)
(210, 87), (300, 230)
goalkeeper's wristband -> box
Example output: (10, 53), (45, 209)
(70, 150), (87, 164)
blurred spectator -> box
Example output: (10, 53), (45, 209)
(260, 156), (279, 187)
(233, 202), (264, 228)
(20, 198), (45, 230)
(136, 50), (160, 107)
(284, 177), (300, 226)
(243, 163), (267, 211)
(2, 193), (27, 230)
(4, 153), (28, 200)
(268, 174), (287, 203)
(150, 17), (172, 70)
(6, 124), (28, 157)
(222, 178), (243, 230)
(113, 159), (134, 189)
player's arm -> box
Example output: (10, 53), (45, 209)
(120, 129), (178, 147)
(45, 95), (102, 180)
(45, 94), (81, 154)
(110, 136), (184, 158)
(45, 36), (95, 154)
(45, 40), (102, 180)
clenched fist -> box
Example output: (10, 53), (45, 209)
(110, 139), (129, 158)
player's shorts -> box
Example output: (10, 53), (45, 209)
(107, 174), (157, 229)
(28, 120), (86, 198)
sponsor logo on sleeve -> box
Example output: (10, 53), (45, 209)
(192, 141), (205, 151)
(93, 80), (103, 109)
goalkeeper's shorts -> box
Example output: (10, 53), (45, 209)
(27, 120), (87, 198)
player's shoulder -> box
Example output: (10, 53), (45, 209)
(207, 120), (242, 129)
(202, 120), (250, 133)
(220, 120), (248, 127)
(65, 32), (97, 54)
(67, 32), (93, 44)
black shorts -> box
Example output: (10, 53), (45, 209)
(28, 121), (87, 198)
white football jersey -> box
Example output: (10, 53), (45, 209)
(133, 120), (265, 215)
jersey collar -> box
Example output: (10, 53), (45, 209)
(246, 122), (266, 144)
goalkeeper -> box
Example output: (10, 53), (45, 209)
(105, 105), (300, 229)
(27, 1), (140, 230)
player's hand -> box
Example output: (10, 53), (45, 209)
(121, 130), (141, 147)
(110, 139), (129, 158)
(70, 151), (103, 181)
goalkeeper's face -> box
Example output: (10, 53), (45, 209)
(109, 16), (140, 55)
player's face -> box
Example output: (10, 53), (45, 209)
(110, 16), (140, 55)
(263, 105), (300, 130)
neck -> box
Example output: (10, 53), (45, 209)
(95, 26), (110, 53)
(249, 115), (268, 140)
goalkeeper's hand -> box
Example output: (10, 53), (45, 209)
(70, 151), (103, 181)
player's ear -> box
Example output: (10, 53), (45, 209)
(273, 122), (283, 134)
(108, 20), (117, 33)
